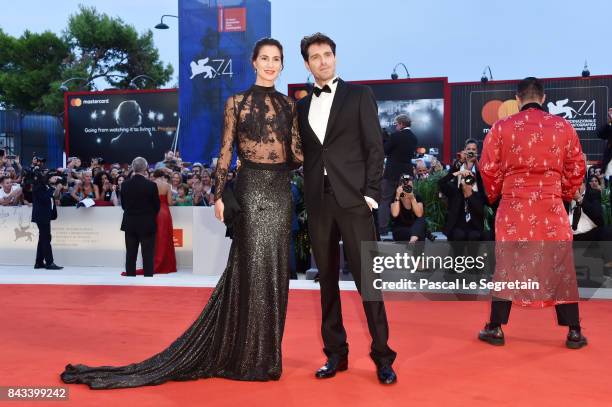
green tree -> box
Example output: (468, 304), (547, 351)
(0, 5), (174, 115)
(65, 5), (173, 89)
(0, 29), (70, 112)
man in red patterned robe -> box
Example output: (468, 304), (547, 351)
(478, 77), (587, 349)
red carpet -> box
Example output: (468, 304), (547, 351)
(0, 284), (610, 407)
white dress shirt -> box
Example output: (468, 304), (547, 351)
(307, 76), (378, 209)
(308, 76), (339, 152)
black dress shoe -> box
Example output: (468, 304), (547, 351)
(478, 323), (505, 346)
(314, 358), (348, 379)
(34, 263), (46, 269)
(45, 263), (64, 270)
(566, 329), (587, 349)
(377, 365), (397, 385)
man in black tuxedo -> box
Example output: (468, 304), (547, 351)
(32, 171), (63, 270)
(379, 114), (417, 235)
(297, 33), (397, 385)
(120, 157), (160, 277)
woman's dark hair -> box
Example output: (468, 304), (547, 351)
(153, 169), (167, 179)
(300, 32), (336, 61)
(93, 171), (109, 189)
(252, 38), (284, 66)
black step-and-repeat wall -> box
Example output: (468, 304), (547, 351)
(289, 78), (449, 162)
(290, 75), (612, 164)
(65, 89), (178, 164)
(450, 76), (612, 161)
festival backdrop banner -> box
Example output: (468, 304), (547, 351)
(179, 0), (271, 164)
(451, 75), (612, 161)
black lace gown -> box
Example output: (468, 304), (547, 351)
(60, 84), (303, 389)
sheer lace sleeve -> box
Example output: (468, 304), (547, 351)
(215, 96), (237, 201)
(289, 100), (303, 165)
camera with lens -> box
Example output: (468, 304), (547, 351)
(463, 174), (476, 186)
(399, 174), (413, 197)
(47, 170), (68, 186)
(466, 151), (477, 159)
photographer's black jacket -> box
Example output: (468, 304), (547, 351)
(438, 169), (486, 236)
(31, 184), (57, 223)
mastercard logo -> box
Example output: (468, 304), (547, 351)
(70, 98), (82, 107)
(293, 89), (308, 100)
(481, 99), (519, 126)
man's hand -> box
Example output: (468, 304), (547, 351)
(453, 169), (472, 178)
(574, 188), (583, 201)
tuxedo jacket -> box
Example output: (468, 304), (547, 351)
(31, 183), (57, 223)
(120, 174), (160, 235)
(297, 79), (385, 210)
(383, 128), (417, 181)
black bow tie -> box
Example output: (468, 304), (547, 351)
(313, 84), (332, 97)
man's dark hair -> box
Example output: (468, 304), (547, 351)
(252, 37), (284, 67)
(0, 176), (8, 184)
(465, 138), (478, 147)
(300, 33), (336, 61)
(517, 77), (544, 100)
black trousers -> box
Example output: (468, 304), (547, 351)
(391, 216), (426, 241)
(308, 180), (396, 368)
(125, 231), (156, 277)
(35, 221), (53, 265)
(490, 298), (580, 327)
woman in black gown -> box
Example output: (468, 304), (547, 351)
(60, 38), (303, 389)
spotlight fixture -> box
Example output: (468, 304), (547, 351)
(481, 65), (493, 84)
(582, 60), (590, 78)
(391, 63), (410, 80)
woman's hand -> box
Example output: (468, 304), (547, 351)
(395, 186), (403, 199)
(215, 199), (224, 222)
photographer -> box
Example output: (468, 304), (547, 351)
(390, 174), (425, 242)
(438, 139), (486, 241)
(570, 176), (612, 275)
(29, 163), (63, 270)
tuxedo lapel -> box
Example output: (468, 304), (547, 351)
(323, 79), (349, 144)
(301, 91), (322, 145)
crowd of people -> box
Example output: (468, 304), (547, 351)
(3, 124), (612, 250)
(0, 150), (237, 208)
